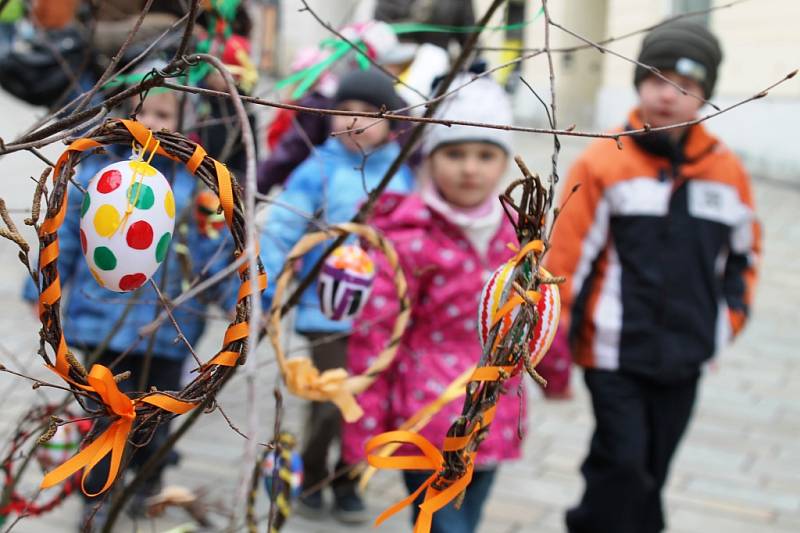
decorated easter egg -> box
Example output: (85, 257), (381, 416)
(262, 440), (304, 501)
(317, 245), (375, 321)
(477, 261), (560, 367)
(79, 159), (175, 292)
(194, 190), (226, 239)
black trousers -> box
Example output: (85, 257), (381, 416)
(300, 332), (355, 493)
(566, 369), (699, 533)
(82, 348), (183, 501)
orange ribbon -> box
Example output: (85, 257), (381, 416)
(509, 239), (544, 265)
(40, 364), (195, 496)
(366, 403), (499, 532)
(366, 431), (474, 533)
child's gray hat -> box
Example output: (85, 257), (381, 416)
(634, 19), (723, 98)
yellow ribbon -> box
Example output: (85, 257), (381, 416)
(40, 364), (195, 496)
(284, 358), (363, 422)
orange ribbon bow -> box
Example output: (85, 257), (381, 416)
(365, 366), (505, 533)
(40, 364), (195, 496)
(366, 431), (475, 533)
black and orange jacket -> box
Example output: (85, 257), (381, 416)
(545, 109), (760, 382)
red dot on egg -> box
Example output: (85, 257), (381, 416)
(126, 220), (154, 250)
(96, 169), (122, 193)
(119, 273), (147, 291)
(79, 229), (87, 254)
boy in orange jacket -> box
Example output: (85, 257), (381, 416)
(545, 20), (760, 533)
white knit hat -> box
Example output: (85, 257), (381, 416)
(422, 74), (513, 156)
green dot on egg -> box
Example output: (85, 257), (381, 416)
(156, 232), (171, 263)
(80, 193), (90, 218)
(128, 183), (155, 210)
(94, 246), (117, 271)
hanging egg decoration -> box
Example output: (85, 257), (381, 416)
(261, 433), (304, 501)
(79, 158), (175, 292)
(317, 244), (376, 321)
(477, 262), (560, 368)
(194, 189), (226, 239)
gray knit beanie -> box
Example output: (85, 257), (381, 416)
(334, 68), (406, 111)
(634, 19), (723, 98)
(422, 74), (513, 156)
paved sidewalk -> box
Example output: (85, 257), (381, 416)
(0, 91), (798, 533)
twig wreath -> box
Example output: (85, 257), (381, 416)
(32, 118), (267, 495)
(267, 222), (409, 422)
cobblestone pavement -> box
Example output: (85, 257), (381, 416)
(0, 91), (798, 533)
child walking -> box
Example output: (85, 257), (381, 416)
(258, 68), (414, 523)
(343, 75), (568, 533)
(545, 20), (760, 533)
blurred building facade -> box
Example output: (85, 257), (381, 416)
(268, 0), (799, 182)
(480, 0), (800, 183)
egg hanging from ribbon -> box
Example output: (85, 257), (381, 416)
(194, 189), (226, 239)
(79, 159), (175, 292)
(261, 436), (304, 501)
(317, 244), (375, 321)
(477, 261), (560, 367)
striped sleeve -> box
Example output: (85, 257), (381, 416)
(544, 156), (610, 330)
(724, 163), (761, 337)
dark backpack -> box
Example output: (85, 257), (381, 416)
(0, 24), (89, 107)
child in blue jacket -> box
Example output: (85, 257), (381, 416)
(23, 88), (233, 526)
(259, 68), (413, 522)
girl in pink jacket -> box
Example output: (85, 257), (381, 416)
(343, 75), (569, 533)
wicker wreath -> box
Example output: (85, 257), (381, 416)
(267, 222), (409, 422)
(32, 118), (266, 494)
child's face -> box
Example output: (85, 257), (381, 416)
(638, 71), (705, 135)
(134, 91), (179, 133)
(331, 100), (391, 153)
(430, 142), (508, 208)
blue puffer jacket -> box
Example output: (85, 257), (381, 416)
(23, 146), (234, 361)
(259, 138), (414, 334)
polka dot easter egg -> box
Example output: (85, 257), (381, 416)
(317, 244), (376, 321)
(79, 159), (175, 292)
(477, 262), (560, 368)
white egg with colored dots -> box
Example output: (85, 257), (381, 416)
(79, 159), (176, 292)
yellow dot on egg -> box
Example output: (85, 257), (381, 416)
(128, 160), (158, 176)
(93, 204), (121, 237)
(164, 190), (175, 219)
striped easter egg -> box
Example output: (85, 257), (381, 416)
(317, 245), (376, 321)
(79, 158), (175, 292)
(477, 261), (560, 367)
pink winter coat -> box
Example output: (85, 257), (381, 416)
(342, 192), (525, 467)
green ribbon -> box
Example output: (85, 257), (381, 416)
(272, 5), (546, 99)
